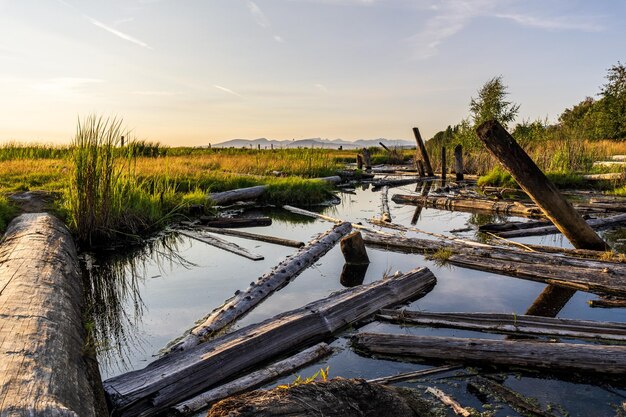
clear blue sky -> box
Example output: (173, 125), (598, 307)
(0, 0), (624, 145)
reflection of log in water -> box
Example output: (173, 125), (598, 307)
(411, 181), (432, 225)
(340, 263), (369, 287)
(81, 232), (192, 370)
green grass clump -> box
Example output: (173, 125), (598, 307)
(477, 166), (517, 188)
(260, 177), (334, 206)
(0, 196), (16, 232)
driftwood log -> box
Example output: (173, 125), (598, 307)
(0, 213), (102, 417)
(176, 230), (264, 260)
(173, 343), (334, 415)
(352, 333), (626, 375)
(207, 378), (440, 417)
(467, 377), (555, 417)
(377, 310), (626, 342)
(363, 233), (626, 296)
(201, 216), (272, 228)
(103, 267), (437, 416)
(166, 222), (352, 353)
(194, 226), (304, 248)
(496, 213), (626, 238)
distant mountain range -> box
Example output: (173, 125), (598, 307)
(211, 137), (414, 150)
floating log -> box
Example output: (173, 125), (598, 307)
(352, 333), (626, 375)
(196, 226), (304, 248)
(476, 120), (608, 251)
(0, 213), (103, 417)
(282, 205), (393, 236)
(202, 216), (273, 228)
(467, 377), (555, 417)
(377, 310), (626, 342)
(426, 387), (470, 417)
(362, 233), (626, 296)
(206, 378), (435, 417)
(104, 267), (437, 416)
(340, 231), (370, 265)
(454, 145), (464, 181)
(392, 194), (544, 218)
(176, 230), (264, 261)
(167, 222), (352, 353)
(173, 343), (334, 415)
(380, 186), (392, 222)
(209, 176), (342, 205)
(479, 219), (552, 233)
(589, 296), (626, 308)
(413, 127), (434, 176)
(370, 177), (422, 189)
(496, 213), (626, 238)
(367, 365), (461, 385)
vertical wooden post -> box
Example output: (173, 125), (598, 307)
(257, 144), (261, 150)
(454, 144), (464, 181)
(121, 136), (125, 147)
(441, 146), (446, 181)
(362, 148), (372, 172)
(412, 127), (434, 176)
(271, 143), (274, 150)
(416, 160), (425, 177)
(340, 231), (370, 265)
(476, 120), (609, 252)
(357, 154), (364, 170)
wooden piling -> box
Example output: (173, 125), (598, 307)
(362, 147), (372, 171)
(413, 127), (434, 176)
(454, 144), (464, 181)
(340, 231), (370, 265)
(441, 146), (446, 181)
(357, 154), (364, 170)
(476, 120), (609, 252)
(416, 160), (425, 177)
(0, 213), (104, 417)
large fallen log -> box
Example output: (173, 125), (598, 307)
(0, 213), (103, 417)
(363, 233), (626, 296)
(392, 194), (544, 218)
(103, 267), (437, 416)
(352, 333), (626, 375)
(173, 343), (334, 415)
(176, 230), (264, 260)
(377, 310), (626, 342)
(206, 378), (439, 417)
(166, 222), (352, 353)
(209, 176), (342, 205)
(497, 213), (626, 238)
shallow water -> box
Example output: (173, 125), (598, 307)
(91, 183), (626, 416)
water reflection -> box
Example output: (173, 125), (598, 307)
(81, 232), (193, 371)
(340, 263), (369, 287)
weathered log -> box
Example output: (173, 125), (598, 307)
(206, 378), (439, 417)
(426, 387), (470, 417)
(379, 141), (391, 152)
(166, 222), (352, 353)
(583, 172), (626, 180)
(377, 310), (626, 342)
(352, 333), (626, 374)
(476, 120), (608, 251)
(340, 231), (370, 264)
(416, 159), (426, 177)
(440, 146), (447, 182)
(589, 296), (626, 308)
(413, 127), (434, 176)
(362, 233), (626, 296)
(496, 213), (626, 238)
(104, 267), (437, 416)
(282, 205), (393, 236)
(176, 230), (264, 261)
(370, 177), (422, 189)
(202, 216), (272, 228)
(0, 213), (102, 417)
(454, 144), (464, 181)
(479, 219), (552, 233)
(467, 377), (555, 417)
(172, 343), (334, 415)
(195, 226), (304, 248)
(362, 147), (372, 171)
(209, 176), (342, 205)
(380, 185), (392, 222)
(367, 365), (461, 385)
(393, 194), (545, 218)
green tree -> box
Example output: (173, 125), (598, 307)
(469, 76), (520, 128)
(599, 61), (626, 139)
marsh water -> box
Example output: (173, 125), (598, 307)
(87, 182), (626, 417)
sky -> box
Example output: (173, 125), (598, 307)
(0, 0), (624, 145)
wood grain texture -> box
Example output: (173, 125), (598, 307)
(0, 213), (99, 417)
(103, 267), (436, 416)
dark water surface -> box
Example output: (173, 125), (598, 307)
(88, 183), (626, 416)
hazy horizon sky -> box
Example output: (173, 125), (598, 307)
(0, 0), (624, 145)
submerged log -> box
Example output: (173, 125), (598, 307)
(479, 219), (552, 233)
(206, 378), (438, 417)
(467, 377), (555, 417)
(173, 343), (334, 415)
(367, 365), (461, 385)
(166, 222), (352, 353)
(393, 194), (544, 218)
(589, 296), (626, 308)
(377, 310), (626, 342)
(177, 230), (264, 260)
(352, 333), (626, 375)
(370, 177), (422, 189)
(381, 186), (392, 222)
(0, 213), (102, 417)
(362, 233), (626, 296)
(496, 213), (626, 238)
(196, 226), (305, 248)
(476, 120), (608, 251)
(104, 267), (437, 416)
(202, 216), (272, 228)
